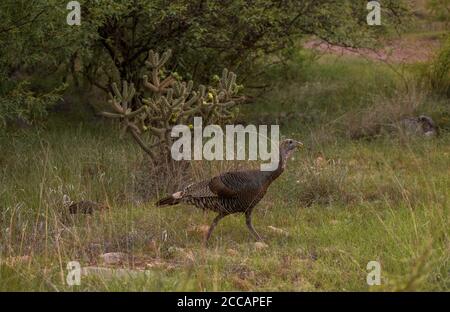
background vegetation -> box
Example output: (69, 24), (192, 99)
(0, 0), (448, 291)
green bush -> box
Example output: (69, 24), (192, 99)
(75, 0), (411, 93)
(0, 82), (65, 129)
(0, 0), (78, 129)
(0, 0), (411, 124)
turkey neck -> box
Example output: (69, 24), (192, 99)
(262, 149), (287, 185)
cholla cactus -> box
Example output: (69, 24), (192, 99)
(101, 49), (242, 160)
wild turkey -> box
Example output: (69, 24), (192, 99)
(63, 195), (109, 214)
(399, 115), (439, 137)
(156, 139), (303, 241)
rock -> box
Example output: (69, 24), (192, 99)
(100, 252), (129, 265)
(254, 242), (269, 250)
(81, 266), (152, 279)
(226, 248), (239, 257)
(267, 226), (289, 236)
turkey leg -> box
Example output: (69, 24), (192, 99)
(205, 212), (226, 242)
(245, 210), (262, 241)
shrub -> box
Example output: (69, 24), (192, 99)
(0, 0), (78, 129)
(0, 82), (65, 129)
(79, 0), (410, 91)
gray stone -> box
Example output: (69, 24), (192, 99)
(81, 266), (152, 279)
(100, 252), (129, 265)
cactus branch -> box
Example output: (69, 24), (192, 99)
(101, 50), (242, 161)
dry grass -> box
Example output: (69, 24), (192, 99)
(293, 156), (355, 207)
(343, 87), (426, 140)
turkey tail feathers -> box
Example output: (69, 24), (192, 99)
(156, 196), (179, 206)
(156, 192), (183, 206)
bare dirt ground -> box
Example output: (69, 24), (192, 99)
(304, 36), (442, 63)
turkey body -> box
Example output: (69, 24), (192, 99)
(182, 170), (272, 214)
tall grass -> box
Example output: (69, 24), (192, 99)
(425, 35), (450, 97)
(0, 55), (449, 291)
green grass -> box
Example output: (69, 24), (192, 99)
(1, 55), (449, 291)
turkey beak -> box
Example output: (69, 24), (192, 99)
(295, 140), (303, 149)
